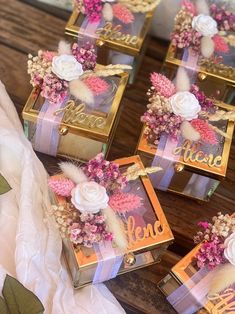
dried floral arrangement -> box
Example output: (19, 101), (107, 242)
(74, 0), (160, 24)
(194, 213), (235, 295)
(49, 153), (161, 250)
(28, 40), (131, 105)
(171, 0), (235, 59)
(141, 68), (235, 146)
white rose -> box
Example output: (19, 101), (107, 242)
(52, 55), (83, 81)
(224, 232), (235, 265)
(71, 181), (109, 214)
(169, 91), (201, 121)
(192, 14), (218, 37)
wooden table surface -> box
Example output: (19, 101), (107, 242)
(0, 1), (234, 313)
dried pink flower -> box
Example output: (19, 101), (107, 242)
(198, 221), (210, 229)
(83, 0), (102, 23)
(83, 76), (109, 95)
(109, 192), (143, 214)
(42, 51), (56, 62)
(150, 73), (176, 98)
(191, 119), (218, 145)
(48, 177), (75, 197)
(213, 35), (229, 53)
(182, 0), (196, 15)
(112, 4), (134, 24)
(72, 41), (97, 71)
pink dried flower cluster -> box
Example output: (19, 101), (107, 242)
(210, 3), (235, 32)
(194, 213), (235, 269)
(112, 3), (134, 24)
(190, 85), (215, 112)
(82, 153), (127, 194)
(68, 212), (113, 248)
(72, 42), (97, 71)
(171, 29), (201, 50)
(83, 76), (109, 95)
(150, 73), (176, 98)
(83, 0), (102, 23)
(191, 119), (218, 145)
(41, 73), (69, 105)
(182, 0), (196, 15)
(108, 192), (143, 214)
(27, 51), (52, 87)
(48, 177), (75, 197)
(213, 34), (229, 53)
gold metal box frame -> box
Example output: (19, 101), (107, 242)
(164, 44), (235, 104)
(22, 72), (129, 161)
(57, 155), (174, 288)
(136, 101), (235, 201)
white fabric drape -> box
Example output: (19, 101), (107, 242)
(0, 81), (125, 314)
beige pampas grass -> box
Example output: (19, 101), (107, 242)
(209, 110), (235, 122)
(69, 79), (94, 105)
(180, 121), (201, 141)
(118, 0), (161, 13)
(211, 126), (231, 139)
(124, 164), (162, 181)
(102, 3), (113, 22)
(175, 67), (191, 92)
(208, 264), (235, 296)
(201, 36), (215, 58)
(102, 206), (128, 252)
(196, 0), (210, 15)
(90, 64), (132, 77)
(58, 40), (72, 55)
(59, 162), (88, 184)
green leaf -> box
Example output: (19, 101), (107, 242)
(0, 175), (11, 195)
(0, 296), (9, 314)
(2, 275), (44, 314)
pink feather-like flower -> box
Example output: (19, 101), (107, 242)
(48, 177), (75, 197)
(112, 4), (134, 24)
(83, 76), (109, 95)
(150, 73), (176, 98)
(191, 119), (218, 145)
(212, 35), (229, 53)
(109, 192), (143, 214)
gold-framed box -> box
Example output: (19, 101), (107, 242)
(54, 155), (174, 288)
(22, 72), (128, 162)
(158, 242), (235, 313)
(163, 44), (235, 105)
(65, 7), (156, 83)
(136, 101), (235, 201)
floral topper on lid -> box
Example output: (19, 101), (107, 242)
(141, 67), (235, 146)
(194, 213), (235, 296)
(48, 153), (161, 250)
(27, 40), (132, 105)
(74, 0), (161, 24)
(171, 0), (235, 59)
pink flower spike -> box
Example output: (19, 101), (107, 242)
(83, 76), (109, 95)
(150, 73), (176, 98)
(212, 35), (229, 53)
(112, 4), (134, 24)
(48, 177), (75, 197)
(191, 119), (218, 145)
(109, 192), (143, 214)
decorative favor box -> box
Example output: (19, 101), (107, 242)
(22, 40), (130, 162)
(136, 70), (235, 201)
(158, 213), (235, 313)
(65, 0), (160, 83)
(164, 0), (235, 105)
(49, 155), (174, 288)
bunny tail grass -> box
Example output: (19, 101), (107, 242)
(196, 0), (210, 15)
(58, 40), (72, 55)
(209, 264), (235, 296)
(59, 162), (88, 184)
(102, 206), (128, 251)
(175, 67), (191, 92)
(69, 79), (94, 105)
(201, 36), (215, 58)
(102, 3), (113, 22)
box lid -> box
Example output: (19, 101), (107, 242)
(22, 72), (128, 143)
(138, 101), (235, 179)
(65, 9), (154, 56)
(56, 155), (174, 269)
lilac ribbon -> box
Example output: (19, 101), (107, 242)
(167, 267), (213, 314)
(34, 97), (68, 156)
(93, 241), (123, 284)
(150, 135), (182, 191)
